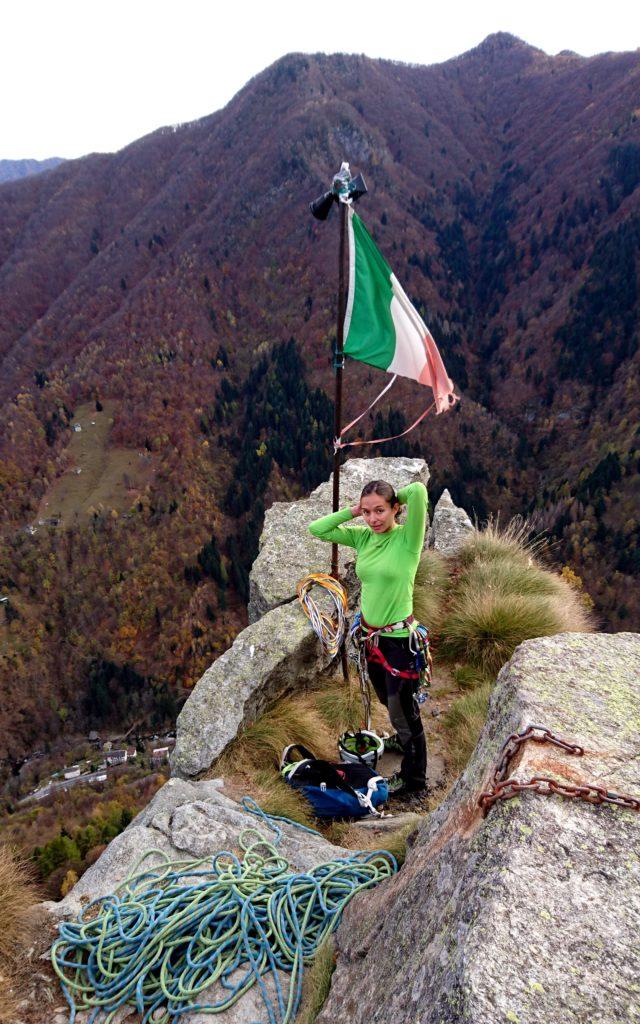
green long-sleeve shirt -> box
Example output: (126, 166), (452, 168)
(308, 482), (428, 637)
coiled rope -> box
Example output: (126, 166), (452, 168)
(296, 573), (348, 659)
(51, 797), (396, 1024)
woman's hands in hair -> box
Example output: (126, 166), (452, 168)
(349, 502), (362, 517)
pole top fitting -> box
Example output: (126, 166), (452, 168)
(310, 164), (368, 221)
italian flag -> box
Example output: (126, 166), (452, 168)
(344, 208), (458, 413)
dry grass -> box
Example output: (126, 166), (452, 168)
(452, 663), (494, 691)
(443, 682), (493, 773)
(328, 816), (421, 867)
(0, 845), (39, 962)
(249, 772), (317, 830)
(439, 520), (593, 677)
(457, 516), (547, 570)
(296, 937), (336, 1024)
(546, 591), (594, 633)
(413, 549), (448, 630)
(212, 674), (390, 796)
(461, 557), (565, 598)
(0, 843), (41, 1023)
(315, 682), (364, 735)
(440, 588), (569, 676)
(214, 700), (331, 779)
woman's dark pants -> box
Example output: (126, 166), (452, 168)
(365, 636), (427, 790)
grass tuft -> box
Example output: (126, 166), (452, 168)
(452, 663), (493, 691)
(296, 936), (337, 1024)
(0, 844), (39, 963)
(250, 772), (318, 830)
(443, 682), (493, 773)
(327, 816), (421, 867)
(214, 699), (333, 779)
(439, 518), (593, 676)
(440, 588), (567, 676)
(315, 683), (362, 735)
(457, 516), (547, 570)
(462, 558), (565, 598)
(0, 844), (40, 1023)
(413, 549), (449, 629)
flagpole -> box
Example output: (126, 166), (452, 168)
(334, 200), (350, 682)
(309, 164), (367, 685)
(332, 199), (347, 581)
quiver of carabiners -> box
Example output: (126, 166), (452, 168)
(408, 622), (433, 688)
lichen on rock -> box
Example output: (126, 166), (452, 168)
(316, 632), (640, 1024)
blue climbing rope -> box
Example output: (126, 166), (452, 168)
(51, 800), (397, 1023)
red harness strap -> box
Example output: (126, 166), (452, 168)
(359, 614), (421, 679)
(364, 642), (420, 680)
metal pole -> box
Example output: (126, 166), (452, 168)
(332, 199), (347, 580)
(333, 201), (351, 683)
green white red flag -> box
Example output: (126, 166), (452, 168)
(343, 208), (458, 414)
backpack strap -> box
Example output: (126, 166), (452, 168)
(316, 763), (386, 817)
(280, 743), (317, 772)
(355, 776), (386, 817)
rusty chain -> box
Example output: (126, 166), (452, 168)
(479, 724), (640, 815)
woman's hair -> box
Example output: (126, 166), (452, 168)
(360, 479), (399, 508)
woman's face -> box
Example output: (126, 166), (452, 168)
(360, 492), (399, 534)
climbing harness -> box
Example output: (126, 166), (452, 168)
(51, 798), (397, 1024)
(350, 612), (433, 722)
(479, 724), (640, 815)
(296, 573), (348, 659)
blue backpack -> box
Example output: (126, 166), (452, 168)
(280, 744), (388, 819)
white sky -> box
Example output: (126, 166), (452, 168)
(3, 0), (640, 160)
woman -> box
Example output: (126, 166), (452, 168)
(308, 479), (428, 798)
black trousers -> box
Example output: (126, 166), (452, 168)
(365, 636), (427, 790)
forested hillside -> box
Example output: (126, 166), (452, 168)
(1, 33), (640, 764)
(0, 157), (65, 184)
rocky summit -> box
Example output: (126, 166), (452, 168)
(318, 632), (640, 1024)
(172, 456), (431, 778)
(38, 461), (640, 1023)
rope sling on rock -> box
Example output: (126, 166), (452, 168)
(51, 798), (397, 1024)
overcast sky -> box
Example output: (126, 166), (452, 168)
(3, 0), (639, 160)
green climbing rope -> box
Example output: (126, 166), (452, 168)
(51, 797), (397, 1023)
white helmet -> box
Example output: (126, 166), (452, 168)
(338, 730), (384, 768)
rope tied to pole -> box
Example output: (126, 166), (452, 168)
(296, 573), (348, 659)
(51, 799), (397, 1024)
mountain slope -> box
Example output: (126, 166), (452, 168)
(0, 157), (65, 185)
(1, 35), (639, 760)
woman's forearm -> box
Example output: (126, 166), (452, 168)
(308, 506), (358, 546)
(397, 482), (428, 552)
